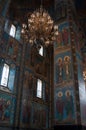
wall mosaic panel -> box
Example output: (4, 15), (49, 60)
(54, 86), (76, 124)
(54, 51), (73, 84)
(72, 23), (83, 52)
(23, 70), (33, 99)
(32, 103), (48, 129)
(54, 22), (70, 49)
(20, 99), (32, 126)
(0, 92), (16, 125)
(8, 38), (22, 64)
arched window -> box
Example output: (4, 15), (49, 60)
(9, 24), (16, 38)
(39, 46), (43, 56)
(37, 79), (42, 98)
(0, 60), (16, 91)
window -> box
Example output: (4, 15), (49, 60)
(0, 61), (16, 91)
(9, 24), (16, 38)
(1, 63), (9, 87)
(37, 79), (42, 98)
(39, 46), (43, 56)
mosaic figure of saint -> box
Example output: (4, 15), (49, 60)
(65, 90), (74, 120)
(64, 56), (71, 80)
(56, 91), (64, 121)
(57, 58), (63, 81)
(62, 28), (69, 45)
(56, 31), (62, 47)
(4, 100), (11, 120)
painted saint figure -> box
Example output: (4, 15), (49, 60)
(57, 58), (63, 82)
(64, 56), (71, 80)
(56, 31), (62, 47)
(62, 28), (69, 45)
(56, 91), (64, 121)
(65, 90), (74, 120)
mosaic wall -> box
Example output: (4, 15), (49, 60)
(73, 23), (84, 52)
(30, 46), (49, 77)
(54, 22), (70, 49)
(20, 69), (33, 127)
(54, 86), (76, 124)
(0, 92), (16, 125)
(7, 37), (22, 64)
(20, 99), (32, 127)
(32, 103), (48, 129)
(54, 51), (73, 84)
(0, 0), (51, 129)
(54, 21), (76, 125)
(72, 20), (86, 125)
(20, 68), (49, 128)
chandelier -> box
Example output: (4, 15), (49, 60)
(21, 5), (58, 49)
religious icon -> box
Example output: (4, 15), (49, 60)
(57, 58), (63, 81)
(56, 91), (64, 121)
(64, 56), (71, 80)
(65, 90), (74, 120)
(56, 31), (62, 47)
(62, 28), (69, 45)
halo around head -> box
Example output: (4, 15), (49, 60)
(57, 91), (63, 97)
(65, 90), (71, 96)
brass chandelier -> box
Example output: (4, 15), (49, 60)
(21, 3), (58, 49)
